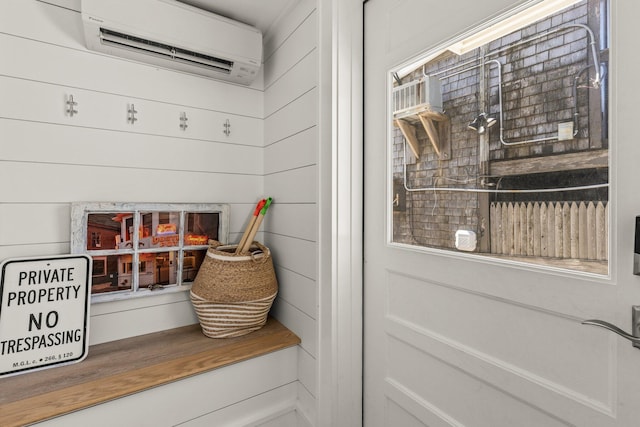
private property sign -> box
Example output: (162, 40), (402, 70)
(0, 255), (91, 377)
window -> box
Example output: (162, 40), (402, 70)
(93, 256), (107, 276)
(71, 202), (230, 301)
(91, 232), (102, 248)
(389, 0), (609, 275)
(122, 261), (146, 274)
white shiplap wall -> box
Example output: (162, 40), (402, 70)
(0, 0), (266, 342)
(0, 1), (302, 425)
(262, 0), (319, 425)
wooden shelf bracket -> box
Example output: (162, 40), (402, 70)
(394, 110), (450, 160)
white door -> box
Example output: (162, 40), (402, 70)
(363, 1), (640, 426)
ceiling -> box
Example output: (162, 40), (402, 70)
(177, 0), (296, 34)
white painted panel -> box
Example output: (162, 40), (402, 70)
(0, 2), (317, 426)
(387, 336), (581, 427)
(387, 271), (612, 405)
(89, 288), (191, 316)
(0, 243), (69, 261)
(298, 346), (317, 397)
(265, 88), (317, 145)
(265, 203), (317, 241)
(261, 3), (320, 424)
(1, 0), (83, 49)
(265, 50), (318, 117)
(384, 381), (461, 427)
(0, 78), (263, 148)
(179, 382), (297, 427)
(230, 203), (269, 236)
(43, 0), (80, 12)
(209, 112), (263, 148)
(257, 411), (298, 427)
(0, 162), (262, 203)
(227, 232), (242, 245)
(266, 233), (316, 280)
(89, 298), (198, 344)
(0, 119), (262, 184)
(263, 0), (316, 60)
(1, 120), (262, 178)
(0, 203), (69, 245)
(385, 399), (427, 427)
(264, 11), (317, 88)
(274, 265), (317, 320)
(297, 381), (316, 427)
(232, 202), (266, 237)
(264, 167), (317, 204)
(0, 34), (263, 117)
(265, 126), (317, 175)
(271, 298), (316, 358)
(386, 315), (615, 427)
(297, 411), (314, 427)
(35, 347), (298, 427)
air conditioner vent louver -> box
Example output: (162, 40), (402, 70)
(393, 76), (443, 119)
(100, 28), (234, 74)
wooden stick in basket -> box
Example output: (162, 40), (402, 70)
(239, 197), (272, 254)
(236, 199), (266, 254)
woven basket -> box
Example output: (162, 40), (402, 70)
(190, 242), (277, 338)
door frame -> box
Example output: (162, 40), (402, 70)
(317, 0), (364, 426)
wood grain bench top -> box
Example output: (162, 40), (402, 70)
(0, 318), (300, 426)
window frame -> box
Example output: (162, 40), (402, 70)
(387, 0), (609, 276)
(92, 255), (107, 277)
(71, 202), (230, 303)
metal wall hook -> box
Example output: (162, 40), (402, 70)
(127, 103), (138, 124)
(582, 306), (640, 349)
(223, 119), (231, 136)
(180, 112), (188, 131)
(66, 95), (78, 117)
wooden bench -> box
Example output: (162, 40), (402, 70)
(0, 318), (300, 426)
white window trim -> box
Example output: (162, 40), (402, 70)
(70, 202), (230, 304)
(395, 0), (583, 78)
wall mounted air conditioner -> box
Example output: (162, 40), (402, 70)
(392, 75), (443, 120)
(81, 0), (262, 85)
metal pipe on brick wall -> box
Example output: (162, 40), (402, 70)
(401, 19), (609, 195)
(488, 59), (557, 146)
(491, 23), (601, 146)
(485, 23), (601, 86)
(422, 23), (602, 147)
(424, 24), (601, 85)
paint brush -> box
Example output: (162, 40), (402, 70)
(239, 197), (272, 254)
(236, 199), (266, 254)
